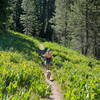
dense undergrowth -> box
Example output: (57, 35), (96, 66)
(0, 31), (50, 100)
(0, 31), (100, 100)
(44, 42), (100, 100)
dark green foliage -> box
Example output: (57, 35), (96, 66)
(0, 0), (99, 58)
(0, 0), (9, 32)
(0, 31), (51, 99)
(0, 28), (99, 99)
(0, 31), (39, 61)
(50, 0), (100, 58)
(21, 0), (41, 36)
(13, 0), (23, 32)
(44, 42), (100, 100)
(50, 0), (68, 45)
(20, 0), (55, 40)
(39, 0), (55, 40)
(67, 0), (100, 58)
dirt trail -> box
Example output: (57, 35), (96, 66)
(44, 69), (64, 100)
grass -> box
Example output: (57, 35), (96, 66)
(44, 42), (100, 100)
(0, 31), (50, 100)
(0, 30), (100, 100)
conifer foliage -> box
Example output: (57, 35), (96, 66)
(13, 0), (23, 32)
(21, 0), (41, 36)
(0, 0), (99, 58)
(0, 0), (9, 32)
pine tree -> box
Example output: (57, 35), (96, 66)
(67, 0), (86, 53)
(12, 0), (23, 32)
(51, 0), (71, 46)
(39, 0), (55, 40)
(88, 0), (100, 58)
(67, 0), (100, 58)
(21, 0), (41, 36)
(0, 0), (9, 32)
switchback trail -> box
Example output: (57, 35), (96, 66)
(43, 68), (64, 100)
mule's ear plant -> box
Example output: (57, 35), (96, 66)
(0, 31), (100, 100)
(0, 31), (51, 99)
(44, 42), (100, 100)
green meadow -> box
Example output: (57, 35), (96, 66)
(0, 31), (100, 100)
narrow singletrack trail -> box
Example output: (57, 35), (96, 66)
(44, 68), (64, 100)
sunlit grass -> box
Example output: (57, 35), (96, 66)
(0, 30), (99, 100)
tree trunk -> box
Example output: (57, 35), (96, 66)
(84, 1), (89, 55)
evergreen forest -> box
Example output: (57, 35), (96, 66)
(0, 0), (100, 100)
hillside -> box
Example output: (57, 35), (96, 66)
(0, 31), (100, 100)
